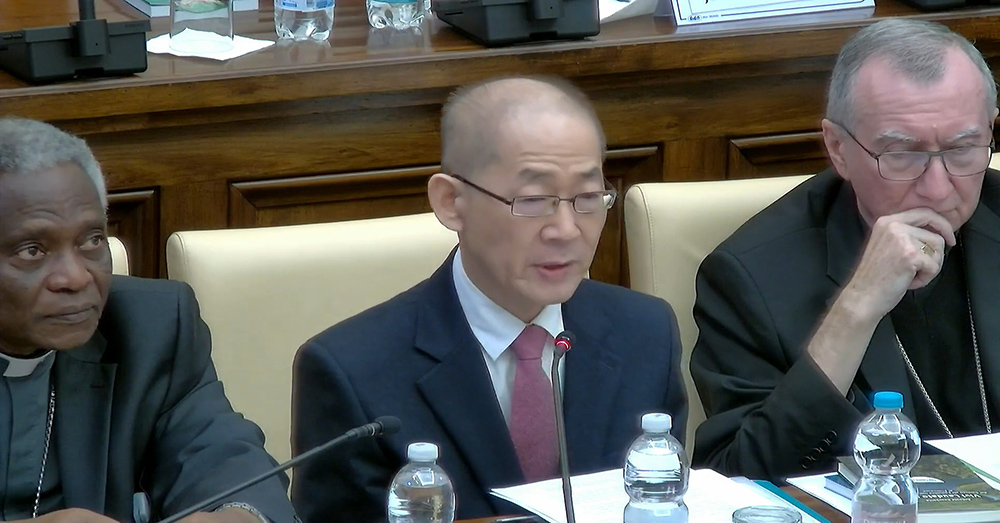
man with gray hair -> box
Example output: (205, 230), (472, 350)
(0, 118), (297, 522)
(690, 18), (1000, 480)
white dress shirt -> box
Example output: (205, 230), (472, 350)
(452, 249), (565, 425)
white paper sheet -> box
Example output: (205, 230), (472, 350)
(147, 30), (274, 61)
(927, 433), (1000, 487)
(670, 0), (872, 27)
(599, 0), (658, 23)
(786, 473), (852, 515)
(491, 468), (820, 523)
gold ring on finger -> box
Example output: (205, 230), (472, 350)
(920, 242), (933, 256)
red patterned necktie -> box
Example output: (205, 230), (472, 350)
(508, 324), (559, 482)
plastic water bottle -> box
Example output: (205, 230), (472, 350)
(851, 391), (921, 523)
(387, 442), (456, 523)
(274, 0), (334, 41)
(623, 413), (689, 523)
(366, 0), (425, 29)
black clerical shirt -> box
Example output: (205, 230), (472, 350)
(0, 352), (63, 521)
(890, 236), (998, 439)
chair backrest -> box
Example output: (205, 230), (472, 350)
(165, 213), (458, 463)
(624, 175), (812, 453)
(108, 236), (129, 276)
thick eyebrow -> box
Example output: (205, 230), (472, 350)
(579, 167), (603, 183)
(517, 167), (603, 184)
(948, 127), (986, 143)
(517, 169), (554, 184)
(872, 129), (918, 146)
(8, 216), (107, 242)
(872, 127), (988, 148)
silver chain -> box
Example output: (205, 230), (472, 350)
(893, 289), (991, 438)
(32, 382), (56, 519)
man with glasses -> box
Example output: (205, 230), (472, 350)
(690, 18), (1000, 481)
(290, 76), (687, 522)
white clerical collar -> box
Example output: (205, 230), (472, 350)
(0, 350), (55, 378)
(452, 248), (564, 361)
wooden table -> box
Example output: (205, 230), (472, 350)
(3, 0), (1000, 278)
(460, 485), (849, 523)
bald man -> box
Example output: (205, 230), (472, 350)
(290, 76), (687, 522)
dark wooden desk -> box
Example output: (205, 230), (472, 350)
(460, 485), (849, 523)
(3, 0), (1000, 278)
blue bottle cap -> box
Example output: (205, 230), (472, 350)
(872, 391), (903, 409)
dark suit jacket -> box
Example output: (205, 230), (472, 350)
(52, 276), (296, 523)
(690, 169), (1000, 481)
(291, 254), (687, 522)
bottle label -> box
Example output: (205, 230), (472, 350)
(851, 505), (917, 523)
(280, 0), (334, 10)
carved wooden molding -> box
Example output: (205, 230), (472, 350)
(728, 131), (828, 179)
(107, 189), (159, 278)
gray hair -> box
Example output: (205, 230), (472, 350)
(0, 117), (107, 209)
(441, 75), (606, 178)
(826, 18), (997, 128)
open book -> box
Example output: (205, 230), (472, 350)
(490, 468), (823, 523)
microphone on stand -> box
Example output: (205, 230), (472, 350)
(551, 331), (576, 523)
(153, 416), (402, 523)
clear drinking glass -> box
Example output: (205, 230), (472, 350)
(732, 506), (802, 523)
(170, 0), (235, 54)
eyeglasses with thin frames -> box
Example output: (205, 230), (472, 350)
(451, 175), (617, 217)
(830, 121), (995, 181)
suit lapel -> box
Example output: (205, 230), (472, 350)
(55, 333), (116, 513)
(960, 202), (1000, 417)
(825, 182), (913, 417)
(561, 285), (620, 472)
(413, 257), (522, 509)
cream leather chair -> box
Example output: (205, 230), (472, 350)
(109, 237), (129, 276)
(165, 213), (458, 464)
(625, 175), (812, 453)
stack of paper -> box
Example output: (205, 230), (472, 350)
(491, 468), (821, 523)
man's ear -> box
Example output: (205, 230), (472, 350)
(428, 173), (463, 233)
(821, 119), (851, 181)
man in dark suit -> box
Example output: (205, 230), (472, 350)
(0, 117), (297, 523)
(291, 76), (687, 522)
(691, 19), (1000, 481)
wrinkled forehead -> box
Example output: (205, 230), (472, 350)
(0, 164), (106, 226)
(851, 53), (992, 128)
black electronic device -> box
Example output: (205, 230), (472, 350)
(0, 0), (150, 84)
(433, 0), (598, 47)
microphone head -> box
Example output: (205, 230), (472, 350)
(374, 416), (402, 436)
(554, 330), (575, 354)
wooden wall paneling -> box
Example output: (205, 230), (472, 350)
(662, 138), (730, 181)
(160, 180), (230, 276)
(106, 189), (159, 278)
(728, 131), (829, 179)
(228, 165), (439, 228)
(592, 145), (663, 287)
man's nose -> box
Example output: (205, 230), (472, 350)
(542, 201), (582, 241)
(47, 252), (93, 292)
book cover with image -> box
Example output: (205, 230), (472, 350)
(836, 454), (1000, 520)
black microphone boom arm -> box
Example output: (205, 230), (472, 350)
(158, 416), (401, 523)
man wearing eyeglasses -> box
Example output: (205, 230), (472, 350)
(690, 18), (1000, 481)
(291, 76), (687, 522)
